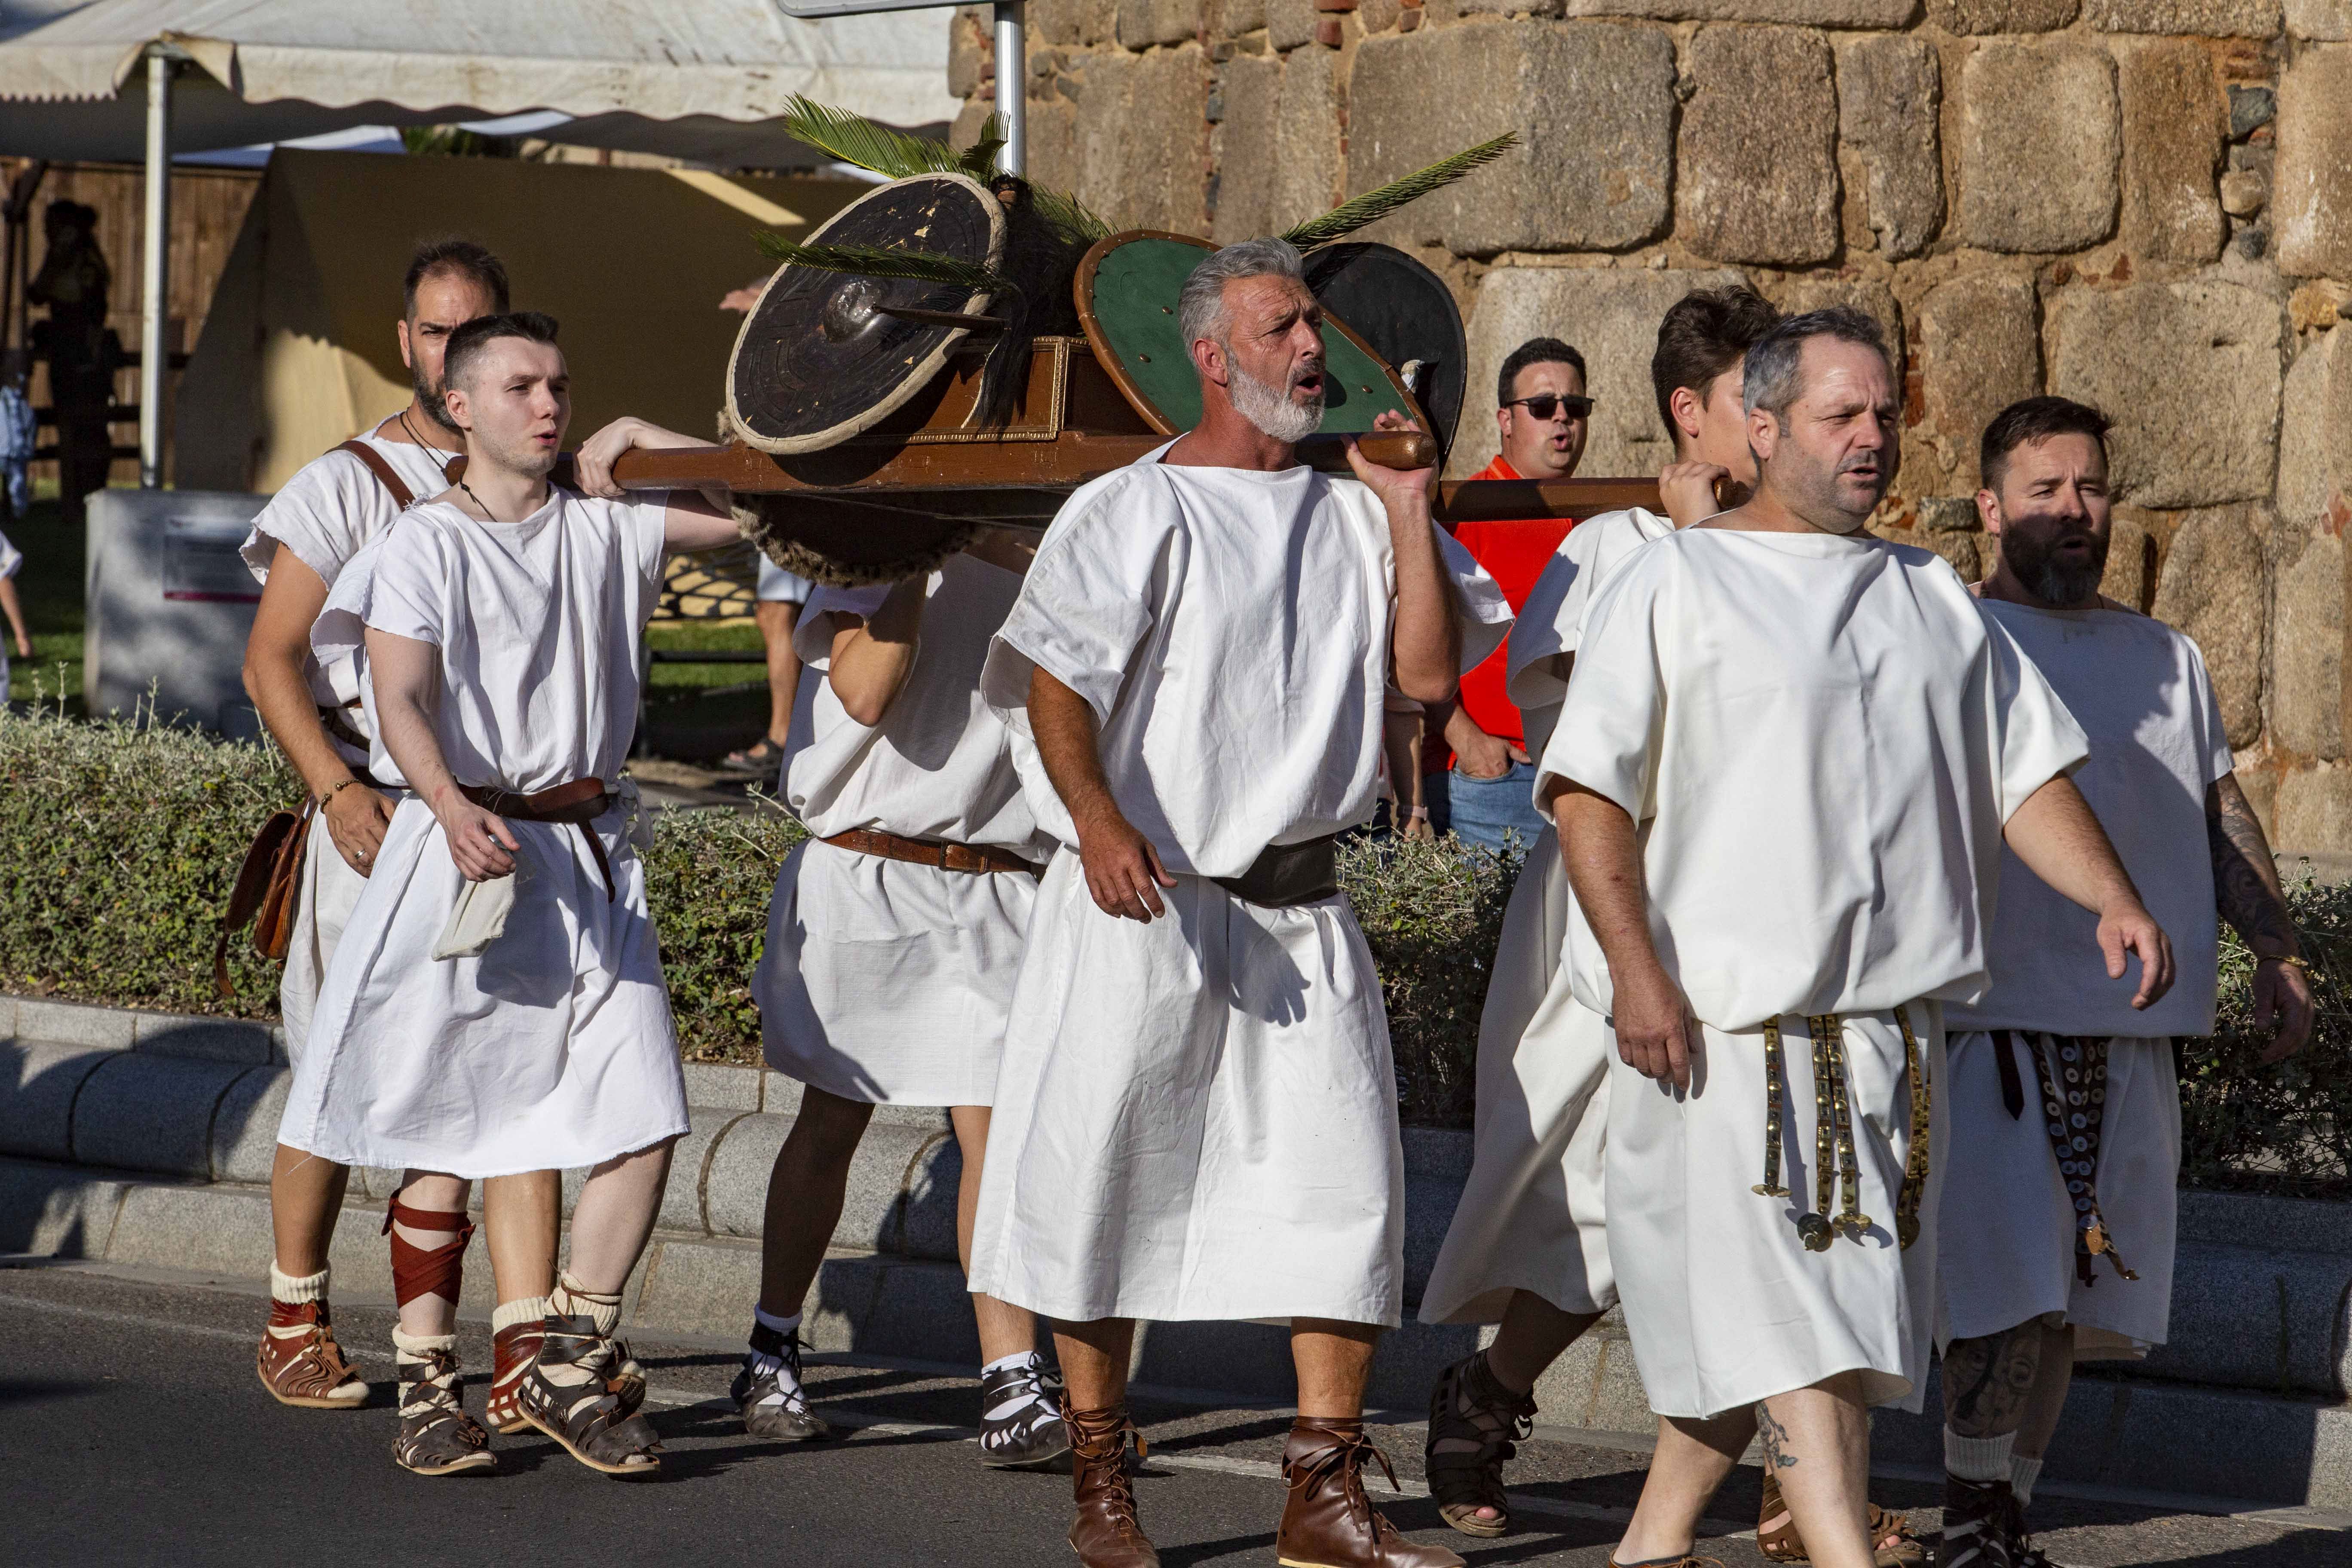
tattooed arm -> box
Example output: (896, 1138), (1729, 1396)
(2206, 774), (2315, 1063)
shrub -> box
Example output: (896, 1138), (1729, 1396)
(3, 707), (2347, 1188)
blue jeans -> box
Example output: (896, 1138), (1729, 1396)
(1430, 760), (1546, 860)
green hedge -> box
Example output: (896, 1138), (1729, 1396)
(1, 707), (2343, 1194)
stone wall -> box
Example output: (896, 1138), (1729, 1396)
(947, 0), (2352, 851)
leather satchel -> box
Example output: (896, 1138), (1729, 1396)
(214, 799), (315, 997)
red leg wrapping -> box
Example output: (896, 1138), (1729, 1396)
(383, 1197), (475, 1310)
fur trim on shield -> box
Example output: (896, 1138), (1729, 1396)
(732, 495), (979, 588)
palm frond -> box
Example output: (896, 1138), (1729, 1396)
(956, 112), (1008, 176)
(1280, 132), (1519, 249)
(782, 95), (965, 179)
(754, 236), (1015, 297)
(1029, 185), (1115, 245)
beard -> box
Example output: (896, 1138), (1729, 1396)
(1764, 441), (1887, 533)
(413, 360), (462, 435)
(2001, 519), (2109, 606)
(1230, 358), (1324, 445)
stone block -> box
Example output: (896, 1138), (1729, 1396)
(656, 1107), (756, 1236)
(2117, 39), (2226, 263)
(108, 1180), (279, 1280)
(1399, 1128), (1470, 1308)
(14, 996), (135, 1050)
(0, 1041), (113, 1162)
(1768, 276), (1905, 374)
(1269, 0), (1316, 47)
(2180, 1187), (2352, 1256)
(2047, 281), (2282, 509)
(129, 1012), (274, 1065)
(2232, 83), (2278, 139)
(208, 1065), (288, 1185)
(2280, 326), (2352, 528)
(2151, 1243), (2352, 1394)
(628, 1233), (766, 1337)
(69, 1051), (252, 1180)
(2149, 506), (2267, 747)
(2276, 764), (2352, 852)
(1457, 265), (1748, 480)
(1212, 0), (1268, 34)
(1069, 46), (1212, 234)
(1563, 0), (1912, 19)
(1271, 42), (1343, 233)
(1210, 55), (1281, 243)
(2220, 168), (2268, 215)
(1034, 0), (1120, 44)
(1911, 272), (2042, 497)
(0, 1161), (128, 1257)
(1927, 0), (2079, 28)
(2273, 533), (2344, 760)
(1348, 24), (1675, 257)
(2276, 46), (2352, 279)
(679, 1061), (761, 1112)
(702, 1110), (787, 1240)
(949, 7), (991, 101)
(1676, 25), (1840, 267)
(1958, 41), (2119, 254)
(1357, 0), (1402, 27)
(2290, 0), (2352, 37)
(1837, 35), (1942, 260)
(2084, 0), (2282, 33)
(2099, 511), (2156, 612)
(1119, 0), (1204, 46)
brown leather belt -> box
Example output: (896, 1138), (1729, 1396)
(459, 778), (618, 901)
(821, 826), (1039, 876)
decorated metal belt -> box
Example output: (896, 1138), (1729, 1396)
(1993, 1030), (2137, 1286)
(1755, 1006), (1930, 1253)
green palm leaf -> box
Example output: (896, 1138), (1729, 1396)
(956, 112), (1008, 177)
(1029, 185), (1115, 245)
(1280, 132), (1519, 249)
(754, 236), (1015, 297)
(782, 95), (966, 179)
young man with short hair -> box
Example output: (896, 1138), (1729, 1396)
(239, 241), (567, 1432)
(1931, 398), (2313, 1568)
(1551, 310), (2171, 1568)
(1418, 337), (1595, 854)
(279, 311), (744, 1477)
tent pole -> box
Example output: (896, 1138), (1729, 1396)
(993, 2), (1024, 177)
(139, 48), (174, 488)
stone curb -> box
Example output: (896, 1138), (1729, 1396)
(6, 1155), (2350, 1510)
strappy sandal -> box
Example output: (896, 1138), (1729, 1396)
(518, 1313), (664, 1477)
(1758, 1470), (1926, 1566)
(393, 1343), (494, 1477)
(978, 1355), (1069, 1469)
(720, 736), (788, 775)
(257, 1298), (367, 1409)
(1425, 1351), (1537, 1538)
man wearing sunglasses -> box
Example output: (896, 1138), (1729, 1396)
(1414, 339), (1593, 856)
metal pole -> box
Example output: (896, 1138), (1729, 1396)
(139, 49), (172, 488)
(993, 2), (1024, 177)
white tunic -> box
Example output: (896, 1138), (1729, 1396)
(1940, 603), (2231, 1358)
(1419, 507), (1670, 1326)
(1541, 526), (2089, 1418)
(274, 490), (689, 1178)
(969, 452), (1510, 1325)
(239, 432), (450, 1061)
(756, 554), (1046, 1106)
(0, 527), (20, 700)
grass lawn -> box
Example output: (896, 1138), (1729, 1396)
(5, 492), (84, 713)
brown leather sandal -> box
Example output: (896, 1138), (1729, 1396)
(490, 1318), (642, 1434)
(392, 1342), (494, 1477)
(256, 1298), (367, 1409)
(518, 1314), (663, 1477)
(1757, 1470), (1925, 1566)
(1426, 1351), (1537, 1538)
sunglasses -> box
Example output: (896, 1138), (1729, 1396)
(1505, 394), (1595, 421)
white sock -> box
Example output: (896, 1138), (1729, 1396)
(270, 1263), (328, 1305)
(982, 1350), (1040, 1376)
(551, 1272), (622, 1338)
(1945, 1428), (2017, 1483)
(747, 1306), (806, 1406)
(753, 1305), (802, 1336)
(982, 1350), (1047, 1421)
(492, 1295), (550, 1335)
(2011, 1455), (2043, 1506)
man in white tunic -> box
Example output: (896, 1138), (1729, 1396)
(1931, 398), (2314, 1568)
(1542, 309), (2174, 1568)
(236, 242), (567, 1428)
(732, 529), (1066, 1465)
(972, 237), (1508, 1568)
(280, 312), (743, 1477)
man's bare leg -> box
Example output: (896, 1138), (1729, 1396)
(481, 1168), (563, 1434)
(257, 1142), (369, 1409)
(269, 1142), (351, 1277)
(2005, 1319), (2075, 1545)
(1940, 1316), (2050, 1563)
(521, 1139), (676, 1476)
(1431, 1289), (1604, 1535)
(952, 1105), (1066, 1466)
(1614, 1408), (1755, 1563)
(1752, 1378), (1876, 1568)
(735, 1086), (873, 1439)
(1488, 1289), (1605, 1393)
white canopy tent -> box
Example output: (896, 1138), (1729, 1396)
(0, 0), (959, 482)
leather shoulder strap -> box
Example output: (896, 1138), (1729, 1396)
(334, 438), (416, 509)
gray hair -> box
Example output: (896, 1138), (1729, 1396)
(1176, 236), (1307, 355)
(1742, 306), (1892, 423)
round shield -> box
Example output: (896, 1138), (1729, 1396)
(724, 172), (1006, 455)
(1301, 242), (1468, 468)
(1075, 231), (1427, 438)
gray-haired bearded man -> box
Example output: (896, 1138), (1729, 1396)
(970, 236), (1510, 1568)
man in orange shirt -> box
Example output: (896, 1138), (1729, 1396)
(1417, 337), (1589, 855)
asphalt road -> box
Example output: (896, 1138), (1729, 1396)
(0, 1259), (2339, 1568)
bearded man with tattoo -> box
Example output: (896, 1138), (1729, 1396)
(1932, 398), (2315, 1567)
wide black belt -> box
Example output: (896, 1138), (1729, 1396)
(1211, 833), (1343, 908)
